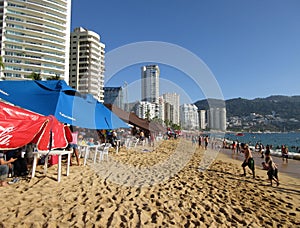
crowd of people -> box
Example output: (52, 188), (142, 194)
(189, 135), (285, 187)
(0, 127), (123, 187)
(1, 127), (292, 188)
(225, 139), (284, 186)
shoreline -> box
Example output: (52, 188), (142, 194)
(0, 139), (299, 227)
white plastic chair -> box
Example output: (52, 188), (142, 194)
(133, 137), (139, 147)
(100, 143), (111, 161)
(93, 143), (105, 163)
(124, 138), (131, 148)
(83, 145), (100, 165)
(78, 145), (88, 158)
(115, 140), (121, 153)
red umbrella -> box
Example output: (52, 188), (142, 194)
(0, 101), (71, 150)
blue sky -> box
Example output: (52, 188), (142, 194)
(71, 0), (300, 103)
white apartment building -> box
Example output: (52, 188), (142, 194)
(135, 101), (156, 120)
(141, 65), (160, 104)
(208, 107), (227, 131)
(198, 109), (206, 130)
(157, 96), (165, 122)
(163, 92), (180, 125)
(69, 27), (105, 102)
(180, 104), (199, 130)
(0, 0), (71, 80)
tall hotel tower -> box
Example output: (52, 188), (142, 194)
(163, 93), (180, 125)
(0, 0), (71, 80)
(141, 65), (160, 103)
(208, 107), (227, 131)
(69, 27), (105, 102)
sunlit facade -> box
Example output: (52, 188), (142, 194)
(0, 0), (71, 80)
(163, 92), (180, 125)
(180, 104), (199, 130)
(141, 65), (160, 104)
(69, 27), (105, 102)
(208, 107), (227, 131)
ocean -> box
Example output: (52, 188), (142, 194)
(225, 132), (300, 153)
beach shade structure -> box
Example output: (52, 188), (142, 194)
(0, 101), (72, 151)
(105, 104), (165, 134)
(0, 80), (129, 129)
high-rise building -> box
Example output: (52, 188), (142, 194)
(163, 93), (180, 125)
(157, 96), (165, 122)
(0, 0), (71, 80)
(104, 86), (124, 109)
(198, 110), (206, 130)
(141, 65), (160, 103)
(208, 107), (227, 131)
(69, 27), (105, 102)
(164, 102), (172, 124)
(135, 101), (156, 120)
(180, 104), (199, 130)
(219, 107), (227, 131)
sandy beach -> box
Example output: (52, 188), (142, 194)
(0, 139), (299, 227)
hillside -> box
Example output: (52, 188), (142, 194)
(194, 95), (300, 131)
(226, 96), (300, 119)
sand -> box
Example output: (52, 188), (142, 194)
(0, 139), (299, 227)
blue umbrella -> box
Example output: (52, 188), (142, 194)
(0, 80), (128, 129)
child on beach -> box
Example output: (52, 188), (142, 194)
(264, 150), (279, 186)
(262, 144), (271, 170)
(241, 143), (255, 178)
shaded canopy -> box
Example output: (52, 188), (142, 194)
(0, 80), (129, 130)
(0, 101), (72, 150)
(104, 104), (165, 133)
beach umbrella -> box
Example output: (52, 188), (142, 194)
(0, 80), (128, 129)
(0, 101), (72, 150)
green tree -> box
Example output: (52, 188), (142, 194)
(47, 74), (60, 80)
(164, 119), (171, 127)
(171, 123), (181, 130)
(29, 72), (42, 80)
(152, 116), (163, 125)
(145, 109), (151, 121)
(0, 56), (5, 78)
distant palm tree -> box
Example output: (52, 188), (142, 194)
(47, 74), (60, 80)
(29, 72), (42, 80)
(0, 56), (5, 79)
(145, 109), (151, 120)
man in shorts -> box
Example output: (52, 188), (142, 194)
(265, 150), (279, 186)
(241, 143), (255, 178)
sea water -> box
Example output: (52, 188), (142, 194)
(225, 132), (300, 153)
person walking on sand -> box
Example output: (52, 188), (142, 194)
(232, 141), (236, 154)
(264, 150), (279, 186)
(241, 143), (255, 178)
(204, 135), (209, 150)
(198, 135), (202, 148)
(68, 128), (80, 166)
(236, 140), (240, 153)
(222, 138), (227, 149)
